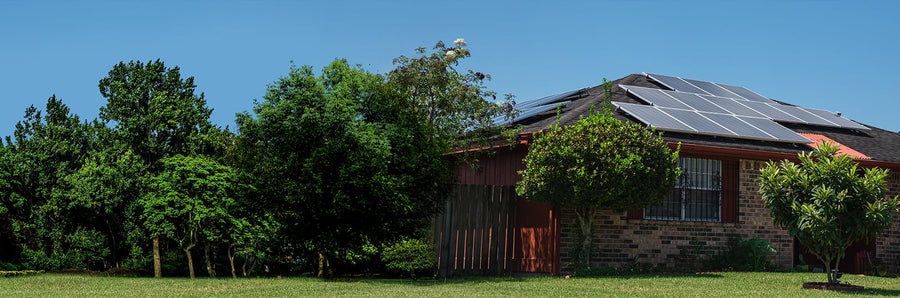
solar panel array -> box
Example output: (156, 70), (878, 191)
(646, 73), (775, 103)
(621, 85), (868, 130)
(493, 88), (583, 126)
(611, 73), (871, 144)
(613, 102), (812, 143)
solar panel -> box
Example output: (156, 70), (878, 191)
(514, 103), (564, 121)
(621, 85), (693, 110)
(801, 107), (869, 130)
(515, 88), (582, 110)
(702, 113), (774, 140)
(682, 78), (741, 99)
(663, 90), (730, 114)
(738, 100), (805, 123)
(739, 117), (813, 143)
(612, 102), (695, 132)
(615, 102), (812, 143)
(717, 83), (774, 103)
(776, 106), (839, 127)
(698, 95), (767, 118)
(645, 73), (709, 94)
(662, 109), (734, 135)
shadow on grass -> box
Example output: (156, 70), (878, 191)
(358, 273), (725, 287)
(840, 287), (900, 296)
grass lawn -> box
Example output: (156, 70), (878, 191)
(1, 272), (899, 297)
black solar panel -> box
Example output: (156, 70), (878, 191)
(614, 102), (812, 143)
(621, 85), (693, 110)
(646, 73), (708, 94)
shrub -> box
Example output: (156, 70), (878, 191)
(0, 270), (43, 277)
(381, 239), (436, 279)
(707, 237), (775, 272)
(574, 265), (619, 277)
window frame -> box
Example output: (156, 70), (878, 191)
(645, 157), (723, 222)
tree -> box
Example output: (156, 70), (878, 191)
(57, 136), (147, 268)
(140, 155), (242, 279)
(236, 59), (451, 277)
(0, 96), (100, 270)
(387, 38), (515, 159)
(758, 142), (899, 284)
(98, 59), (220, 277)
(516, 104), (680, 268)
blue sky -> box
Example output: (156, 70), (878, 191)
(2, 1), (898, 138)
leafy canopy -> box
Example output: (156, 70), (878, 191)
(236, 59), (450, 276)
(516, 109), (680, 212)
(516, 105), (680, 268)
(758, 142), (899, 283)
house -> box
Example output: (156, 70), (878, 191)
(432, 73), (900, 277)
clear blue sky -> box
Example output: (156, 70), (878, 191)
(2, 1), (898, 138)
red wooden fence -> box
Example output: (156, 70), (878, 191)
(433, 185), (516, 277)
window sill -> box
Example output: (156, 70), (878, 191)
(628, 218), (738, 228)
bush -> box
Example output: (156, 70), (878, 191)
(707, 237), (775, 272)
(574, 265), (619, 277)
(0, 270), (43, 277)
(381, 239), (436, 279)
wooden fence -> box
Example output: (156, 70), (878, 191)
(432, 184), (517, 277)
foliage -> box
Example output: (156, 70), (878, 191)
(381, 239), (437, 279)
(758, 142), (900, 284)
(98, 59), (219, 165)
(387, 38), (515, 160)
(574, 265), (621, 277)
(0, 96), (99, 270)
(139, 154), (243, 279)
(236, 59), (450, 277)
(0, 270), (42, 278)
(97, 59), (223, 277)
(706, 237), (775, 272)
(516, 102), (680, 268)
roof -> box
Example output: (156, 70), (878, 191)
(505, 73), (900, 165)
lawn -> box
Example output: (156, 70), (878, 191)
(1, 272), (899, 297)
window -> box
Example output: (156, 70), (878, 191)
(646, 157), (721, 222)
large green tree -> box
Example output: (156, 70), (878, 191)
(0, 96), (101, 270)
(516, 106), (680, 268)
(237, 59), (451, 277)
(387, 38), (515, 158)
(97, 59), (221, 277)
(140, 155), (243, 279)
(758, 142), (899, 284)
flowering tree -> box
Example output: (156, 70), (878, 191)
(758, 142), (899, 284)
(387, 38), (516, 160)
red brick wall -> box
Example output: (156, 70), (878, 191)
(558, 159), (793, 273)
(876, 171), (900, 273)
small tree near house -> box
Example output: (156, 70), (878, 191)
(758, 142), (900, 284)
(516, 97), (680, 269)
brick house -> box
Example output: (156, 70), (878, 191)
(433, 73), (900, 277)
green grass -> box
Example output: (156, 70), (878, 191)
(1, 272), (899, 297)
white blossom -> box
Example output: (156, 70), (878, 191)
(453, 38), (467, 46)
(446, 50), (456, 58)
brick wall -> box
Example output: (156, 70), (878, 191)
(876, 171), (900, 273)
(558, 159), (793, 274)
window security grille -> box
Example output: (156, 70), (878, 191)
(645, 157), (721, 222)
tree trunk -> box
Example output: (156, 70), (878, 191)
(575, 207), (596, 268)
(205, 242), (216, 278)
(185, 247), (196, 279)
(317, 252), (332, 278)
(153, 237), (162, 278)
(832, 255), (843, 284)
(228, 246), (237, 279)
